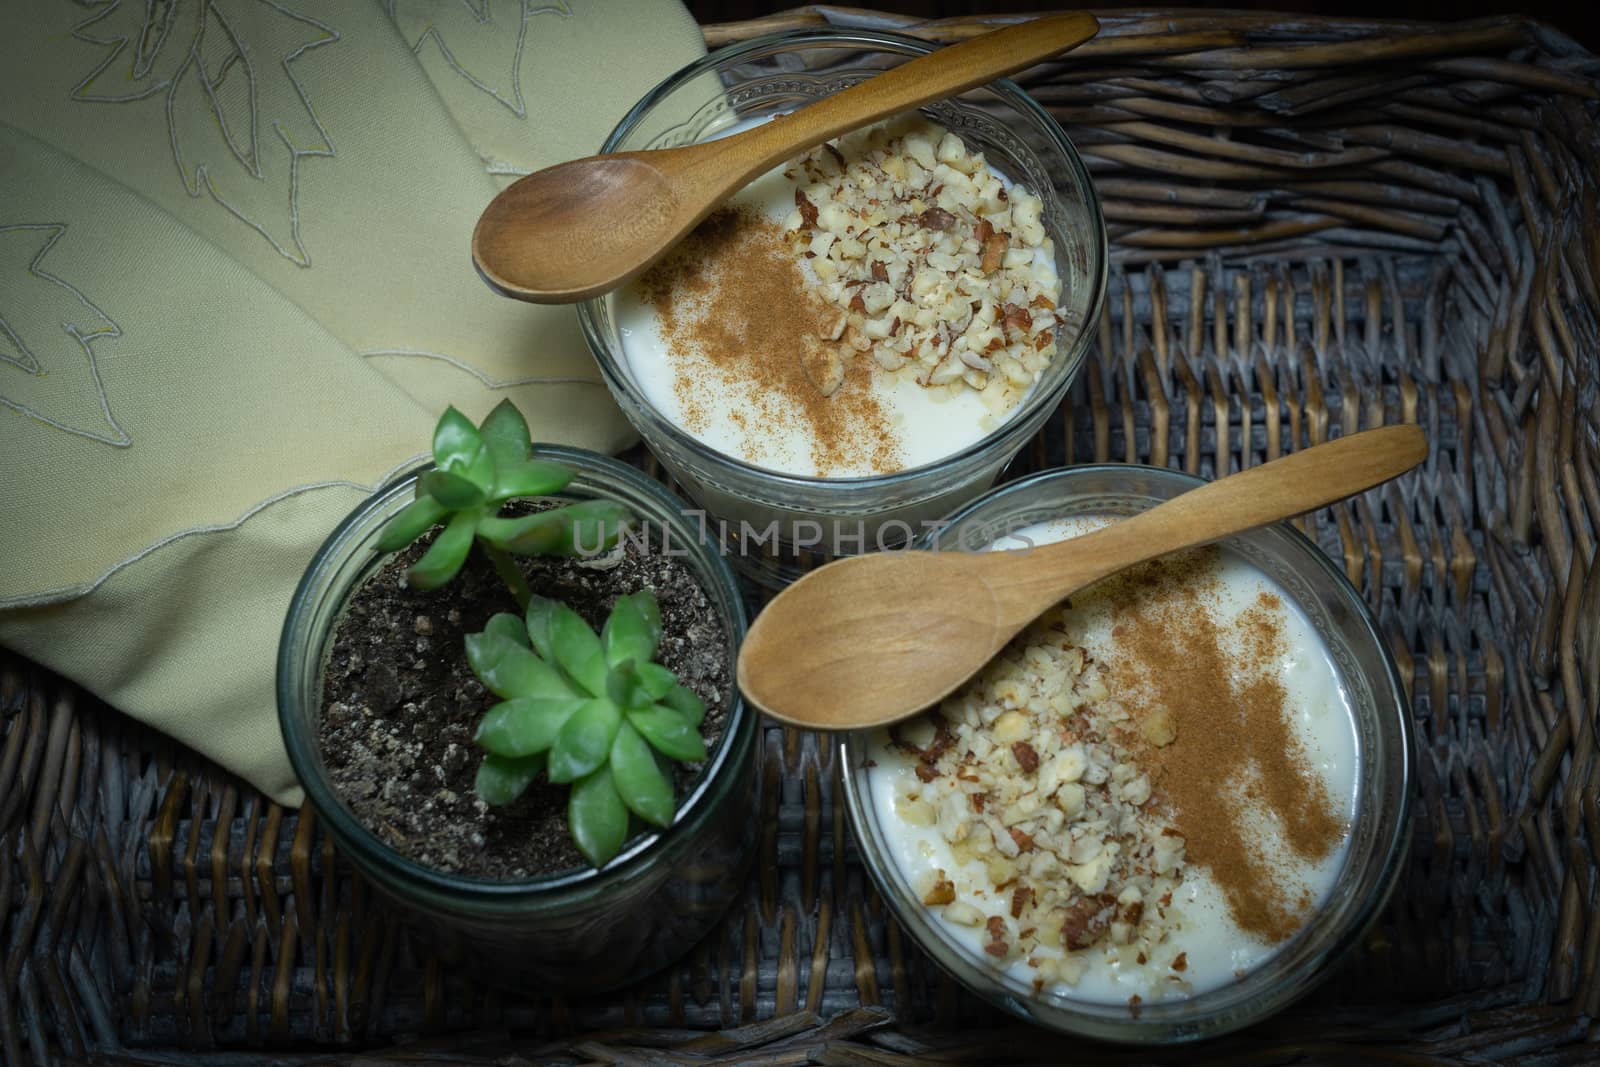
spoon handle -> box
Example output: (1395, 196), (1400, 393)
(711, 13), (1101, 186)
(990, 424), (1428, 608)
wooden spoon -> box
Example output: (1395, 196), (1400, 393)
(471, 13), (1100, 303)
(737, 424), (1428, 730)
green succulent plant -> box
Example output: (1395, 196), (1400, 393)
(361, 401), (708, 868)
(466, 590), (708, 866)
(375, 399), (631, 608)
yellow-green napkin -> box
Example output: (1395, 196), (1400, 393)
(0, 0), (704, 805)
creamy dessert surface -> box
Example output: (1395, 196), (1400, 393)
(615, 116), (1065, 478)
(867, 516), (1357, 1007)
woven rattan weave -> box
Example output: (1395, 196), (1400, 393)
(3, 8), (1598, 1065)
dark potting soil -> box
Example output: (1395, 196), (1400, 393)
(318, 518), (732, 880)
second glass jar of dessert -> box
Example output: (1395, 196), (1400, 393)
(578, 28), (1107, 586)
(840, 465), (1413, 1041)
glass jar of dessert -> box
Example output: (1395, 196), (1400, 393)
(840, 464), (1413, 1041)
(578, 29), (1106, 586)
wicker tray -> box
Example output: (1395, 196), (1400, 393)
(4, 8), (1598, 1065)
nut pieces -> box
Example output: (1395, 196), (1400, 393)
(781, 118), (1063, 418)
(892, 605), (1193, 993)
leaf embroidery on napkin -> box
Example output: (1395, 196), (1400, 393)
(0, 224), (132, 448)
(70, 0), (340, 268)
(391, 0), (571, 119)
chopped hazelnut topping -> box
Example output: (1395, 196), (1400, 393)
(1011, 885), (1032, 919)
(1061, 895), (1117, 950)
(984, 916), (1010, 958)
(901, 628), (1186, 975)
(1141, 708), (1177, 747)
(1002, 303), (1032, 339)
(801, 346), (845, 397)
(893, 547), (1346, 999)
(980, 230), (1009, 274)
(795, 189), (818, 228)
(781, 118), (1061, 415)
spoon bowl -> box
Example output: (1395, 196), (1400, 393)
(474, 153), (689, 301)
(737, 425), (1428, 730)
(739, 550), (1005, 729)
(472, 13), (1101, 303)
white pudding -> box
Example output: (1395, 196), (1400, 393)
(614, 117), (1062, 479)
(865, 516), (1358, 1007)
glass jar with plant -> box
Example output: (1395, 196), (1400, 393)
(278, 401), (755, 991)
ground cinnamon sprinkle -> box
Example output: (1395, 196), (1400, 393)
(1236, 600), (1344, 861)
(637, 207), (900, 475)
(1099, 550), (1345, 944)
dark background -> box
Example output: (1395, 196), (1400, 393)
(685, 2), (1599, 51)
